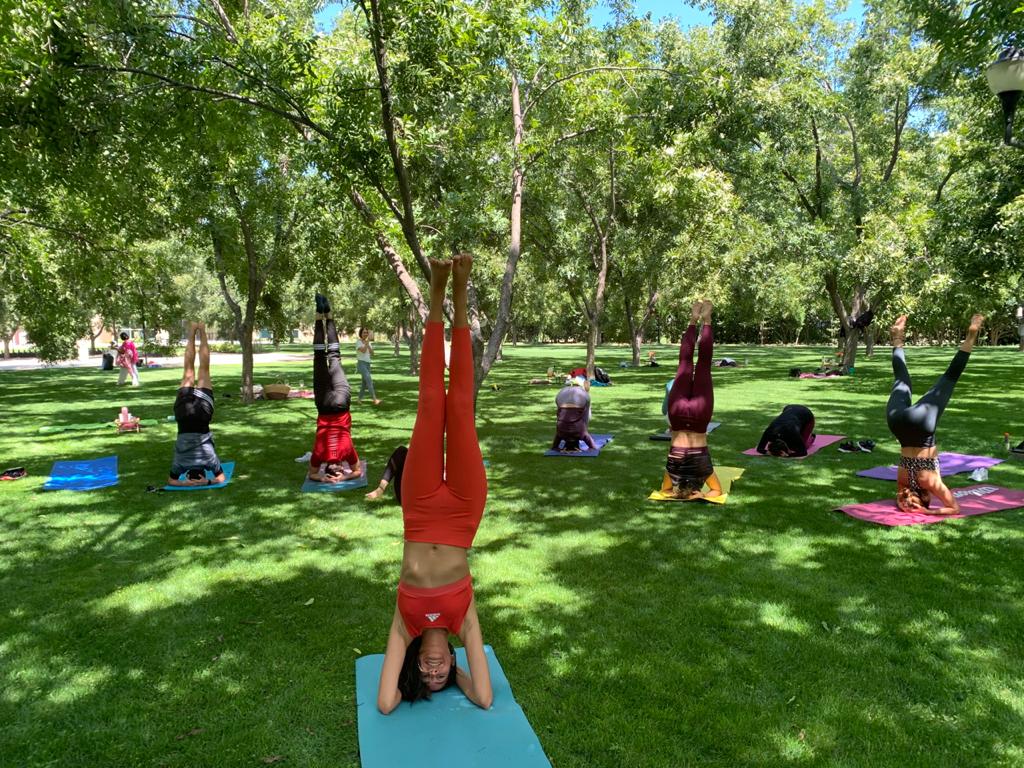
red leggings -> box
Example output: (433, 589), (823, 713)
(667, 323), (714, 433)
(402, 322), (487, 548)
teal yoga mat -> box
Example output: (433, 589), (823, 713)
(302, 461), (368, 492)
(164, 461), (235, 491)
(355, 645), (550, 768)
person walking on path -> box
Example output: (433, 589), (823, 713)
(356, 327), (381, 405)
(116, 332), (140, 387)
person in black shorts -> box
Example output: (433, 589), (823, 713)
(168, 322), (226, 487)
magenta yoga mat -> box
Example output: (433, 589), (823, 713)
(743, 434), (845, 459)
(837, 485), (1024, 526)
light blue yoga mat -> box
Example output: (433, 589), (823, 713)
(43, 455), (118, 491)
(164, 461), (235, 491)
(302, 461), (369, 492)
(544, 433), (613, 457)
(355, 645), (550, 768)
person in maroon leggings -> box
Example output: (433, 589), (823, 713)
(377, 254), (493, 714)
(659, 300), (722, 500)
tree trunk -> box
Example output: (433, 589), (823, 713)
(2, 335), (10, 359)
(824, 271), (866, 371)
(407, 318), (420, 375)
(624, 292), (641, 367)
(1018, 321), (1024, 352)
(394, 322), (401, 356)
(865, 330), (875, 358)
(239, 324), (255, 402)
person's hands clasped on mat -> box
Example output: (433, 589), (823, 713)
(377, 254), (493, 715)
(886, 313), (983, 516)
(306, 293), (363, 486)
(167, 323), (226, 488)
(658, 300), (723, 501)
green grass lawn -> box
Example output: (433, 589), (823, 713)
(2, 342), (1024, 767)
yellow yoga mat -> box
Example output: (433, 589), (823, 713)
(647, 466), (744, 505)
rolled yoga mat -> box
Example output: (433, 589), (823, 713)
(544, 433), (613, 457)
(355, 644), (551, 768)
(164, 461), (235, 491)
(301, 461), (369, 492)
(856, 452), (1005, 481)
(649, 421), (721, 441)
(43, 455), (118, 491)
(742, 434), (845, 459)
(836, 485), (1024, 526)
(648, 466), (744, 505)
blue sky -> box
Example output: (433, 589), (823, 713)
(314, 0), (864, 33)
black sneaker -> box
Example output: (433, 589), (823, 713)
(315, 293), (330, 315)
(858, 440), (876, 453)
(838, 441), (859, 453)
(1013, 440), (1024, 454)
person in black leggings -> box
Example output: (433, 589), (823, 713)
(366, 445), (409, 502)
(887, 313), (983, 514)
(308, 294), (361, 483)
(756, 405), (816, 457)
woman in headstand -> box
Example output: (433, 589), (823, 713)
(551, 380), (596, 452)
(660, 300), (722, 500)
(377, 254), (492, 714)
(307, 294), (362, 484)
(365, 445), (408, 502)
(168, 322), (226, 487)
(756, 405), (816, 457)
(887, 313), (983, 515)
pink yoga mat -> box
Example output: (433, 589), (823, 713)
(743, 434), (845, 459)
(837, 485), (1024, 526)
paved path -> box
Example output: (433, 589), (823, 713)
(0, 351), (311, 372)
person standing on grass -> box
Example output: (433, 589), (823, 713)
(168, 323), (225, 487)
(116, 331), (140, 387)
(886, 313), (983, 515)
(377, 253), (492, 714)
(307, 294), (363, 484)
(659, 299), (722, 500)
(356, 327), (381, 405)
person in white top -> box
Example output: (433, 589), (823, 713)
(356, 327), (381, 405)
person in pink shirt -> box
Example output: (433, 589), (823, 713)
(116, 332), (140, 387)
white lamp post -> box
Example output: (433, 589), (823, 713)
(987, 47), (1024, 147)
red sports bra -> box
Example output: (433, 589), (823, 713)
(397, 574), (473, 637)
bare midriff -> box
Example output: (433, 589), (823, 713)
(401, 542), (470, 588)
(670, 429), (708, 449)
(900, 445), (937, 459)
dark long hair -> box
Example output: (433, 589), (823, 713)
(768, 438), (789, 457)
(398, 635), (457, 703)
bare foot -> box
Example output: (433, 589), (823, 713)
(690, 301), (701, 324)
(373, 399), (381, 405)
(429, 258), (451, 293)
(365, 484), (387, 501)
(890, 315), (907, 347)
(961, 313), (984, 352)
(700, 299), (713, 325)
(452, 252), (473, 287)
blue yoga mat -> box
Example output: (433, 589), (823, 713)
(164, 461), (235, 491)
(43, 455), (118, 491)
(302, 461), (369, 492)
(355, 645), (550, 768)
(544, 433), (613, 457)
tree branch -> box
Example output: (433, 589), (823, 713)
(207, 0), (238, 43)
(524, 66), (674, 118)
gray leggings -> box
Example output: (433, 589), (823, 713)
(886, 347), (970, 448)
(357, 360), (376, 400)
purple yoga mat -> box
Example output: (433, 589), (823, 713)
(837, 485), (1024, 526)
(856, 452), (1005, 481)
(743, 434), (845, 459)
